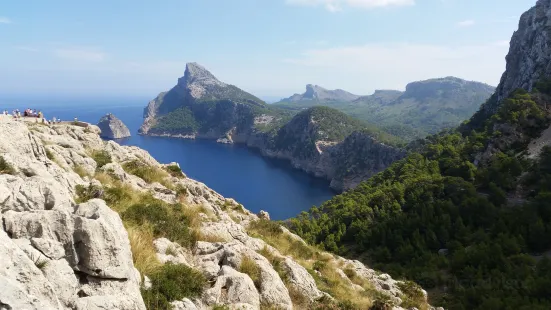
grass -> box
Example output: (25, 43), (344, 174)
(239, 255), (262, 289)
(165, 245), (178, 257)
(165, 164), (185, 178)
(141, 263), (206, 310)
(73, 165), (89, 178)
(75, 184), (103, 203)
(127, 225), (162, 276)
(248, 220), (315, 261)
(122, 160), (172, 188)
(90, 150), (112, 169)
(122, 199), (196, 248)
(31, 254), (49, 270)
(397, 281), (428, 310)
(0, 156), (16, 175)
(45, 148), (55, 161)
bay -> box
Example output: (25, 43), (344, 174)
(0, 96), (335, 219)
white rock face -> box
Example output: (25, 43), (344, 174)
(97, 113), (131, 139)
(0, 117), (428, 310)
(0, 119), (145, 310)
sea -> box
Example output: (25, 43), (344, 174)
(0, 95), (335, 220)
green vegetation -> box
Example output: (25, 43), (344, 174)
(152, 107), (199, 134)
(122, 199), (196, 248)
(271, 107), (403, 160)
(75, 183), (103, 203)
(0, 156), (15, 175)
(141, 263), (206, 309)
(239, 256), (262, 289)
(164, 164), (184, 178)
(274, 78), (495, 141)
(122, 160), (171, 187)
(289, 85), (551, 309)
(90, 150), (112, 169)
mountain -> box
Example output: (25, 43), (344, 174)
(282, 84), (361, 103)
(0, 116), (432, 309)
(262, 106), (405, 191)
(141, 65), (405, 192)
(140, 62), (285, 140)
(274, 77), (495, 141)
(289, 2), (551, 309)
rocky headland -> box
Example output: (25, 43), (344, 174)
(0, 116), (434, 309)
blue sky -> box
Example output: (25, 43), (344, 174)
(0, 0), (536, 99)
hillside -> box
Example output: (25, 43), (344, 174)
(141, 66), (405, 192)
(288, 1), (551, 308)
(276, 84), (361, 107)
(0, 116), (432, 310)
(261, 107), (405, 191)
(139, 62), (288, 140)
(274, 77), (495, 141)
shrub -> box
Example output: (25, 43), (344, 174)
(123, 160), (170, 185)
(239, 256), (262, 289)
(0, 156), (15, 175)
(165, 164), (185, 178)
(91, 150), (112, 169)
(122, 201), (195, 248)
(75, 184), (103, 203)
(141, 263), (206, 309)
(397, 281), (427, 310)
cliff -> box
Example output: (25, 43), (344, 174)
(0, 116), (432, 309)
(97, 113), (131, 139)
(282, 84), (361, 103)
(141, 64), (404, 192)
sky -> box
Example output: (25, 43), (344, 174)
(0, 0), (537, 99)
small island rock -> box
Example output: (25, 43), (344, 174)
(97, 113), (131, 139)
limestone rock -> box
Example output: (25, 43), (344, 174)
(153, 237), (191, 265)
(171, 298), (199, 310)
(202, 266), (260, 308)
(281, 257), (324, 302)
(97, 113), (131, 139)
(73, 199), (135, 279)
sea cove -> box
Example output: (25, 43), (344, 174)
(0, 96), (335, 219)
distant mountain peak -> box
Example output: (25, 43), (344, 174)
(284, 84), (361, 102)
(179, 62), (226, 89)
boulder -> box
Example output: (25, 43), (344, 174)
(97, 113), (131, 139)
(202, 266), (260, 308)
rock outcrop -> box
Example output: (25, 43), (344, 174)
(477, 0), (551, 118)
(0, 117), (433, 309)
(141, 65), (405, 192)
(97, 113), (131, 139)
(282, 84), (361, 102)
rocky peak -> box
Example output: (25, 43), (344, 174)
(490, 0), (551, 111)
(286, 84), (361, 102)
(404, 77), (495, 100)
(97, 113), (131, 139)
(178, 62), (226, 89)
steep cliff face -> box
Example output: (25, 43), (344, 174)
(139, 62), (278, 141)
(0, 116), (432, 310)
(141, 65), (404, 192)
(261, 107), (405, 191)
(473, 0), (551, 123)
(97, 113), (131, 139)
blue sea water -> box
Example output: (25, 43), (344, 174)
(0, 96), (335, 219)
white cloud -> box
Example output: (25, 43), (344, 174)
(286, 0), (414, 11)
(53, 47), (106, 62)
(0, 16), (12, 24)
(282, 42), (508, 92)
(457, 19), (475, 27)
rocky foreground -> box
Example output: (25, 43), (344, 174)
(0, 116), (435, 310)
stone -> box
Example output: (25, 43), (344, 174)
(153, 238), (190, 265)
(171, 298), (199, 310)
(31, 237), (66, 260)
(258, 210), (270, 220)
(281, 257), (324, 302)
(73, 199), (135, 279)
(0, 229), (61, 310)
(97, 113), (131, 139)
(203, 266), (260, 308)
